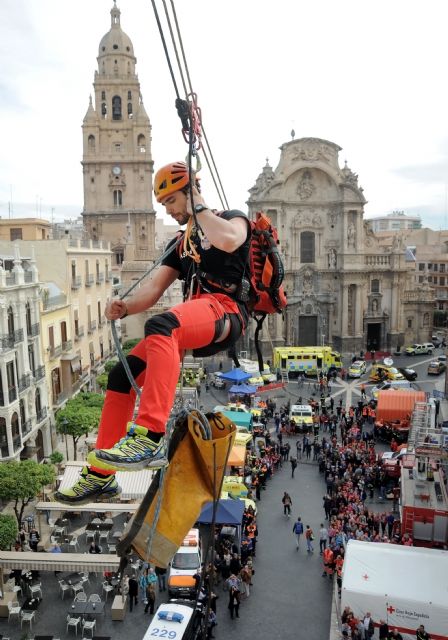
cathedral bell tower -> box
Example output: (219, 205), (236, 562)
(81, 2), (156, 269)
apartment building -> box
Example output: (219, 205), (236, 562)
(0, 218), (52, 241)
(367, 211), (422, 233)
(0, 245), (50, 461)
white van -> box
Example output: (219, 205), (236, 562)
(168, 529), (202, 599)
(143, 600), (203, 640)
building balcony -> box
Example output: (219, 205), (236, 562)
(18, 374), (32, 393)
(24, 271), (34, 283)
(105, 272), (112, 282)
(36, 407), (48, 423)
(48, 344), (62, 360)
(74, 326), (85, 341)
(0, 329), (24, 351)
(62, 340), (72, 352)
(71, 275), (82, 289)
(5, 273), (16, 285)
(43, 294), (67, 311)
(364, 255), (391, 268)
(88, 320), (97, 334)
(8, 385), (17, 403)
(54, 390), (69, 406)
(85, 274), (94, 287)
(27, 322), (40, 337)
(96, 272), (105, 284)
(33, 365), (45, 381)
(21, 419), (33, 437)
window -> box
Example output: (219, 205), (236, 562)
(101, 102), (107, 116)
(112, 95), (122, 120)
(127, 91), (132, 100)
(101, 91), (106, 100)
(35, 388), (41, 415)
(98, 300), (102, 322)
(7, 306), (14, 335)
(423, 313), (430, 327)
(407, 318), (413, 329)
(114, 142), (122, 152)
(113, 190), (123, 206)
(115, 251), (124, 265)
(128, 102), (133, 117)
(371, 279), (380, 293)
(300, 231), (315, 263)
(418, 263), (425, 271)
(137, 134), (146, 153)
(28, 344), (35, 374)
(433, 277), (438, 284)
(10, 228), (22, 240)
(440, 276), (445, 286)
(441, 264), (446, 273)
(25, 302), (32, 334)
(88, 135), (95, 152)
(428, 263), (433, 270)
(428, 276), (433, 283)
(418, 276), (424, 283)
(434, 264), (438, 272)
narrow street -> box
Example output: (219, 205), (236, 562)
(215, 451), (333, 639)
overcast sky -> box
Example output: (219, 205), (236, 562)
(2, 0), (448, 228)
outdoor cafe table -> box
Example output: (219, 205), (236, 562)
(22, 597), (41, 612)
(70, 601), (105, 617)
(85, 523), (114, 533)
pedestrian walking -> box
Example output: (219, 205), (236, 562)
(228, 586), (240, 619)
(155, 566), (167, 591)
(144, 582), (156, 614)
(128, 574), (139, 611)
(319, 523), (329, 553)
(305, 525), (314, 553)
(282, 491), (292, 517)
(29, 528), (40, 552)
(293, 517), (304, 550)
(290, 456), (298, 478)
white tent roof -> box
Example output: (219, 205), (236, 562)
(58, 462), (154, 501)
(343, 540), (448, 607)
(0, 551), (120, 573)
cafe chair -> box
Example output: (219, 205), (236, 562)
(7, 600), (21, 622)
(79, 571), (91, 587)
(20, 610), (35, 630)
(88, 593), (102, 603)
(69, 535), (80, 552)
(104, 518), (113, 525)
(99, 531), (109, 545)
(82, 618), (96, 638)
(72, 582), (85, 597)
(107, 544), (116, 554)
(66, 614), (81, 635)
(12, 583), (22, 598)
(59, 579), (71, 599)
(29, 583), (42, 599)
(102, 581), (114, 601)
(86, 530), (96, 544)
(74, 592), (87, 603)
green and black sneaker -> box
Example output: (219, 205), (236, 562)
(87, 423), (168, 472)
(55, 466), (121, 505)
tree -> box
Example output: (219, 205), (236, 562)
(0, 514), (18, 550)
(104, 358), (118, 374)
(49, 451), (64, 466)
(96, 373), (108, 391)
(0, 461), (56, 529)
(56, 393), (104, 459)
(122, 339), (139, 355)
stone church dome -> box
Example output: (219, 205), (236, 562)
(98, 2), (134, 58)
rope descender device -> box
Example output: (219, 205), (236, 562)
(176, 93), (202, 151)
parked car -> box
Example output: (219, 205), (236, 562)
(405, 343), (434, 356)
(381, 448), (408, 462)
(210, 374), (226, 389)
(398, 367), (418, 381)
(432, 335), (446, 348)
(348, 360), (367, 378)
(369, 364), (405, 382)
(427, 361), (446, 375)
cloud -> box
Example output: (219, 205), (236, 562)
(393, 159), (448, 185)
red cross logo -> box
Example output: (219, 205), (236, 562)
(387, 605), (396, 614)
(362, 574), (369, 580)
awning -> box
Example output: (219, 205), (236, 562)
(227, 445), (246, 467)
(0, 551), (120, 573)
(58, 462), (153, 501)
(70, 357), (81, 373)
(35, 501), (139, 514)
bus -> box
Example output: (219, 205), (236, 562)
(272, 346), (342, 377)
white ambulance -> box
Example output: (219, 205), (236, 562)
(143, 600), (203, 640)
(167, 528), (202, 600)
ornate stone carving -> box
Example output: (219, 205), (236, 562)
(297, 170), (315, 200)
(303, 268), (313, 294)
(328, 206), (339, 226)
(328, 248), (337, 269)
(291, 141), (333, 164)
(347, 223), (356, 248)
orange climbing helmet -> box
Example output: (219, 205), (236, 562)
(154, 161), (190, 202)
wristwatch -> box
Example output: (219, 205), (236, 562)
(193, 204), (209, 214)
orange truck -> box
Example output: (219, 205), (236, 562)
(375, 390), (426, 442)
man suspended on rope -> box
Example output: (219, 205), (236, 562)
(56, 161), (251, 503)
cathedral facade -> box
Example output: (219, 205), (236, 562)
(247, 137), (434, 354)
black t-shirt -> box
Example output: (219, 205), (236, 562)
(161, 210), (250, 297)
